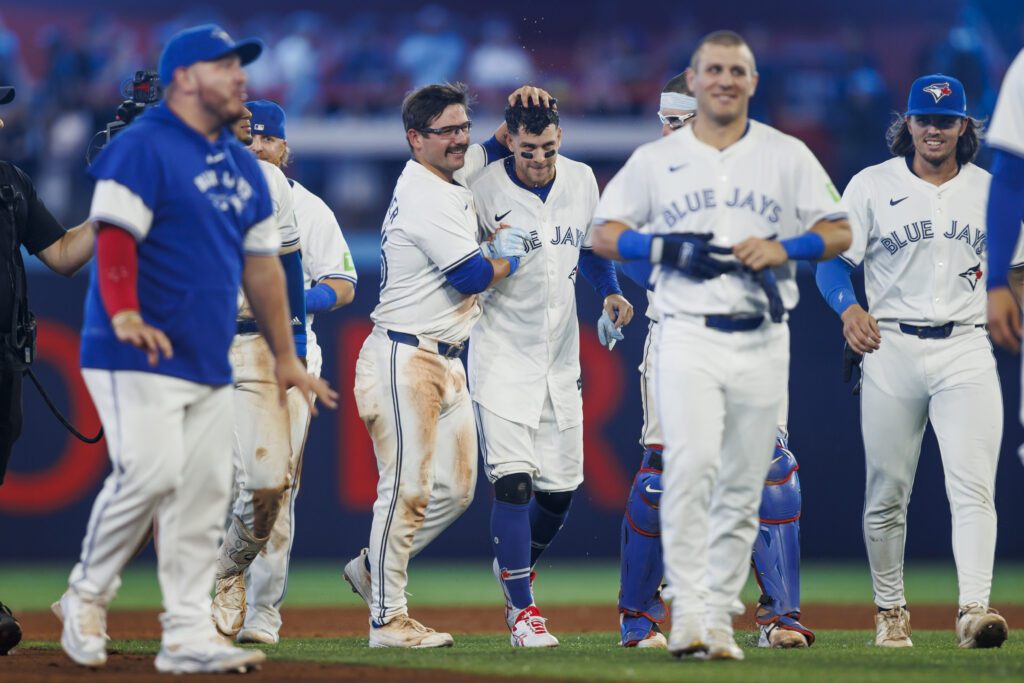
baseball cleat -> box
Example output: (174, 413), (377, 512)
(343, 548), (372, 608)
(368, 614), (454, 649)
(58, 590), (108, 668)
(705, 628), (744, 661)
(154, 634), (266, 674)
(509, 605), (559, 648)
(619, 614), (667, 648)
(956, 603), (1008, 649)
(875, 606), (913, 647)
(51, 575), (122, 632)
(212, 573), (247, 638)
(237, 627), (280, 645)
(0, 601), (23, 656)
(668, 615), (708, 659)
(758, 622), (810, 648)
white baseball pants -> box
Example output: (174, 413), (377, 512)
(656, 315), (789, 633)
(70, 370), (234, 646)
(353, 327), (477, 625)
(861, 323), (1001, 609)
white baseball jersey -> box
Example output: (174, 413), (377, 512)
(988, 48), (1024, 158)
(237, 161), (297, 317)
(371, 147), (488, 344)
(841, 157), (1024, 325)
(595, 121), (846, 318)
(468, 155), (599, 429)
(291, 179), (358, 376)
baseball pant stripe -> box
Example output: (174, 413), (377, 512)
(376, 341), (403, 624)
(639, 322), (654, 445)
(473, 401), (488, 461)
(271, 418), (309, 609)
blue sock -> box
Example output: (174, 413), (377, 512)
(529, 495), (572, 567)
(491, 500), (533, 609)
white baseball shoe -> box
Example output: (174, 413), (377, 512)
(154, 634), (266, 674)
(51, 575), (122, 634)
(492, 558), (537, 627)
(758, 623), (810, 648)
(343, 548), (372, 608)
(368, 615), (454, 649)
(58, 589), (108, 668)
(875, 606), (913, 647)
(956, 603), (1008, 649)
(509, 605), (559, 648)
(668, 615), (707, 659)
(634, 625), (668, 649)
(237, 626), (279, 645)
(212, 573), (247, 638)
(705, 627), (744, 661)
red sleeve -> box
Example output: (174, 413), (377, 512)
(96, 222), (139, 318)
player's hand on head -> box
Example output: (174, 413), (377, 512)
(732, 237), (788, 271)
(508, 86), (556, 109)
(111, 311), (173, 366)
(987, 287), (1022, 353)
(274, 356), (339, 416)
(603, 293), (634, 329)
(840, 304), (882, 354)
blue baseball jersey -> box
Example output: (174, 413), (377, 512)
(81, 102), (279, 385)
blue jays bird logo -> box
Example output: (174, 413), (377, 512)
(959, 263), (983, 291)
(924, 82), (953, 103)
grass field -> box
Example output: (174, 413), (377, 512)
(3, 561), (1023, 682)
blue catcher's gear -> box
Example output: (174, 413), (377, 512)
(751, 435), (815, 647)
(619, 447), (667, 647)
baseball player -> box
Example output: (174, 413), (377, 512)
(592, 31), (850, 661)
(209, 100), (314, 640)
(58, 25), (336, 673)
(230, 100), (357, 645)
(468, 97), (632, 648)
(616, 73), (814, 651)
(342, 82), (535, 648)
(815, 74), (1011, 649)
(987, 48), (1024, 357)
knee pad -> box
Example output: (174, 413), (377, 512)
(619, 448), (665, 620)
(534, 490), (573, 516)
(494, 473), (533, 505)
(753, 442), (803, 622)
(625, 448), (662, 535)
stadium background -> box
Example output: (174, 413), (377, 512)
(1, 0), (1024, 569)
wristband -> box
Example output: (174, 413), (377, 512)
(305, 282), (338, 313)
(507, 255), (521, 276)
(780, 232), (825, 260)
(617, 230), (654, 261)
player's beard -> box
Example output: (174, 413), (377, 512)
(198, 80), (246, 129)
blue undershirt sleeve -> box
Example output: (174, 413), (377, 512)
(986, 148), (1024, 288)
(814, 257), (858, 317)
(280, 250), (307, 357)
(578, 249), (622, 299)
(445, 251), (495, 294)
(618, 260), (655, 291)
(481, 135), (511, 163)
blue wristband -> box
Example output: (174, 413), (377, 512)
(507, 255), (520, 276)
(780, 232), (826, 261)
(617, 230), (654, 261)
(305, 282), (338, 313)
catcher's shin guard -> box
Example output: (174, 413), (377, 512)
(751, 440), (814, 645)
(619, 447), (667, 646)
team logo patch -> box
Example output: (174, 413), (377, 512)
(959, 263), (983, 290)
(923, 82), (953, 103)
(253, 123), (265, 132)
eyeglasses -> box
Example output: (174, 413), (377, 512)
(911, 115), (962, 130)
(658, 112), (696, 129)
(418, 120), (473, 137)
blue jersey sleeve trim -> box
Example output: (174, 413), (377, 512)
(815, 257), (858, 317)
(440, 249), (481, 275)
(445, 251), (494, 294)
(578, 248), (622, 298)
(481, 135), (511, 164)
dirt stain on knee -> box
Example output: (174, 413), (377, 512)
(405, 351), (445, 486)
(252, 486), (287, 539)
(454, 422), (476, 504)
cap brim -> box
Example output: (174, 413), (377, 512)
(905, 108), (966, 118)
(232, 38), (264, 67)
(0, 87), (14, 105)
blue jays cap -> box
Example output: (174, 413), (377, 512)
(158, 24), (263, 87)
(246, 99), (286, 139)
(905, 74), (967, 118)
(0, 86), (14, 105)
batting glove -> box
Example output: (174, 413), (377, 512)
(750, 267), (785, 323)
(650, 232), (736, 280)
(484, 225), (530, 260)
(597, 310), (625, 349)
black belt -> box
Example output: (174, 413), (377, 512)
(705, 315), (764, 332)
(898, 322), (986, 339)
(236, 319), (259, 335)
(386, 330), (464, 359)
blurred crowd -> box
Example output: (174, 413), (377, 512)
(0, 3), (1019, 235)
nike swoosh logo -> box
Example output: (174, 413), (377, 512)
(206, 153), (225, 164)
(644, 484), (663, 494)
(668, 164), (688, 172)
(889, 196), (908, 206)
(495, 210), (512, 222)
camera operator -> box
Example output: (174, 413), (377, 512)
(0, 84), (95, 656)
